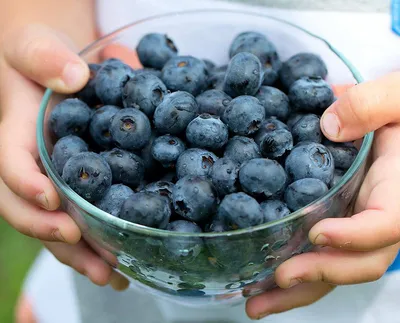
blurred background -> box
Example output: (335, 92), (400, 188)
(0, 219), (41, 322)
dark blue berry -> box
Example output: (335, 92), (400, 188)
(136, 33), (178, 70)
(120, 192), (171, 229)
(139, 130), (158, 176)
(49, 98), (92, 139)
(186, 114), (229, 151)
(291, 114), (322, 144)
(332, 168), (345, 187)
(51, 135), (88, 175)
(260, 200), (291, 223)
(134, 68), (162, 78)
(89, 105), (120, 149)
(95, 184), (135, 217)
(62, 152), (112, 202)
(284, 178), (328, 211)
(287, 112), (305, 129)
(151, 135), (186, 168)
(255, 86), (291, 121)
(110, 108), (151, 151)
(153, 91), (198, 135)
(176, 148), (218, 179)
(75, 63), (102, 106)
(196, 90), (231, 116)
(255, 127), (293, 159)
(224, 136), (261, 164)
(222, 96), (265, 135)
(210, 157), (240, 197)
(144, 181), (175, 201)
(323, 141), (358, 170)
(207, 72), (225, 91)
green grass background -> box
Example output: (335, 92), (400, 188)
(0, 219), (41, 323)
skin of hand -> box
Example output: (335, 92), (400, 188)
(246, 73), (400, 320)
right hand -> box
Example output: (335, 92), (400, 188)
(0, 24), (129, 291)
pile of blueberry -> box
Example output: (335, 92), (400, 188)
(50, 31), (358, 235)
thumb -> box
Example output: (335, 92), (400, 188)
(3, 23), (89, 93)
(320, 72), (400, 142)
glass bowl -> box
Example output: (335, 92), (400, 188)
(37, 9), (373, 307)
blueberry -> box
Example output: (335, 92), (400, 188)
(284, 178), (329, 211)
(224, 52), (263, 97)
(285, 143), (334, 186)
(51, 135), (88, 175)
(210, 158), (240, 197)
(287, 112), (305, 129)
(291, 114), (322, 144)
(279, 53), (328, 89)
(332, 168), (345, 187)
(62, 152), (112, 202)
(196, 90), (232, 116)
(101, 148), (145, 188)
(217, 192), (263, 230)
(255, 128), (293, 159)
(260, 200), (291, 223)
(109, 108), (151, 150)
(153, 91), (198, 135)
(134, 68), (162, 78)
(122, 73), (168, 117)
(49, 98), (92, 139)
(120, 192), (171, 229)
(136, 33), (178, 70)
(176, 148), (218, 179)
(95, 59), (135, 105)
(207, 72), (225, 91)
(89, 105), (120, 149)
(288, 77), (334, 113)
(255, 86), (291, 121)
(161, 56), (208, 95)
(75, 63), (102, 106)
(257, 117), (289, 132)
(151, 135), (186, 168)
(224, 136), (261, 164)
(186, 114), (229, 151)
(95, 184), (135, 217)
(323, 141), (358, 170)
(162, 220), (203, 261)
(202, 59), (216, 73)
(172, 176), (217, 223)
(239, 158), (287, 198)
(222, 96), (265, 135)
(144, 181), (175, 201)
(139, 130), (158, 176)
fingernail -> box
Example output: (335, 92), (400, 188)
(256, 312), (270, 320)
(321, 112), (340, 138)
(314, 233), (330, 246)
(52, 229), (66, 242)
(288, 278), (302, 288)
(62, 62), (86, 89)
(36, 192), (49, 209)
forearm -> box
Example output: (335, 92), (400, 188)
(0, 0), (97, 49)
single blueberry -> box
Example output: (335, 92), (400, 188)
(176, 148), (218, 179)
(224, 136), (261, 165)
(172, 176), (218, 223)
(257, 129), (293, 159)
(196, 90), (232, 116)
(139, 130), (159, 176)
(279, 53), (328, 89)
(75, 63), (102, 106)
(161, 56), (208, 95)
(323, 141), (358, 170)
(134, 68), (162, 78)
(151, 135), (186, 168)
(153, 91), (198, 135)
(288, 77), (334, 113)
(122, 73), (168, 117)
(210, 157), (240, 197)
(101, 148), (145, 188)
(224, 52), (263, 97)
(284, 178), (329, 211)
(217, 192), (263, 230)
(291, 114), (322, 144)
(239, 158), (287, 198)
(51, 135), (88, 175)
(222, 96), (265, 135)
(95, 184), (135, 217)
(332, 168), (345, 187)
(95, 59), (135, 105)
(136, 33), (178, 70)
(49, 98), (92, 139)
(260, 200), (291, 223)
(186, 114), (229, 151)
(62, 152), (112, 202)
(287, 112), (305, 129)
(89, 105), (120, 149)
(144, 181), (175, 201)
(255, 86), (291, 121)
(285, 143), (335, 186)
(207, 72), (225, 91)
(120, 192), (171, 229)
(109, 108), (151, 151)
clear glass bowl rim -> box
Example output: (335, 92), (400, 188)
(36, 9), (374, 238)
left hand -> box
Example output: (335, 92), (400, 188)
(246, 73), (400, 320)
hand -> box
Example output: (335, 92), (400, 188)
(0, 24), (128, 291)
(246, 73), (400, 319)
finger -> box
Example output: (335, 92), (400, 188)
(332, 84), (354, 97)
(246, 282), (334, 319)
(101, 43), (142, 69)
(320, 72), (400, 141)
(109, 271), (130, 291)
(275, 244), (398, 289)
(0, 178), (80, 243)
(309, 154), (400, 251)
(3, 23), (89, 93)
